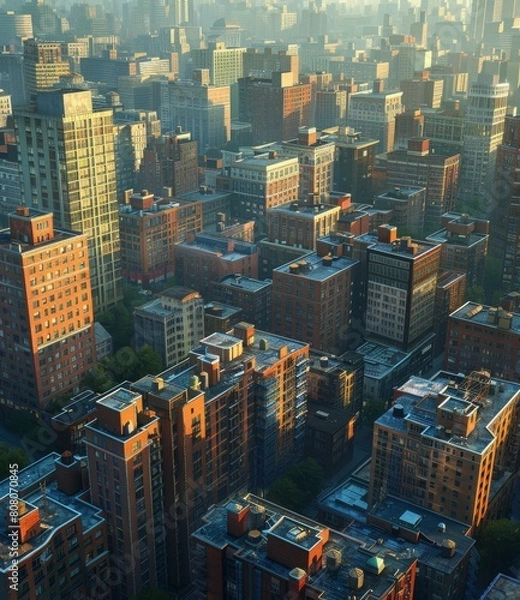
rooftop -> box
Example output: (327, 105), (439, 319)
(378, 370), (520, 454)
(480, 573), (520, 599)
(217, 274), (272, 291)
(356, 232), (440, 259)
(176, 233), (257, 260)
(273, 252), (358, 282)
(377, 186), (426, 201)
(97, 386), (141, 412)
(450, 301), (520, 334)
(193, 494), (417, 600)
(307, 403), (354, 434)
(268, 201), (339, 218)
(427, 227), (488, 248)
(357, 341), (410, 380)
(205, 301), (243, 320)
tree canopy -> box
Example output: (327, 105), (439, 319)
(267, 458), (324, 512)
(476, 519), (520, 584)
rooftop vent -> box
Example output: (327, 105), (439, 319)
(441, 539), (456, 558)
(348, 567), (364, 590)
(326, 549), (342, 571)
(393, 404), (404, 418)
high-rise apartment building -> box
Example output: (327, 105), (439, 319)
(347, 80), (404, 154)
(134, 287), (204, 368)
(15, 90), (123, 314)
(315, 88), (347, 130)
(280, 127), (335, 202)
(243, 48), (299, 84)
(271, 252), (358, 355)
(400, 74), (444, 109)
(373, 187), (426, 238)
(370, 370), (520, 528)
(22, 39), (70, 101)
(114, 120), (147, 201)
(362, 225), (441, 350)
(0, 208), (95, 412)
(84, 387), (166, 599)
(191, 42), (246, 86)
(119, 190), (202, 285)
(164, 74), (231, 152)
(458, 74), (509, 213)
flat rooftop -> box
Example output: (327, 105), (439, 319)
(357, 341), (410, 379)
(217, 274), (271, 291)
(449, 301), (520, 334)
(97, 387), (141, 412)
(378, 370), (520, 454)
(427, 227), (488, 248)
(178, 190), (231, 203)
(307, 403), (354, 434)
(480, 573), (520, 599)
(356, 232), (440, 259)
(377, 187), (426, 201)
(205, 302), (242, 319)
(273, 252), (358, 281)
(193, 494), (417, 600)
(268, 201), (339, 217)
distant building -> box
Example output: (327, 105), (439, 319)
(361, 225), (441, 350)
(434, 270), (467, 355)
(257, 239), (309, 280)
(137, 131), (199, 197)
(374, 186), (426, 238)
(0, 208), (95, 412)
(23, 39), (70, 100)
(174, 233), (258, 296)
(480, 574), (520, 599)
(134, 287), (204, 367)
(280, 127), (335, 202)
(370, 370), (520, 528)
(400, 75), (444, 109)
(347, 80), (404, 154)
(95, 322), (113, 361)
(238, 72), (312, 144)
(271, 252), (358, 354)
(80, 50), (137, 89)
(204, 302), (243, 334)
(331, 129), (378, 202)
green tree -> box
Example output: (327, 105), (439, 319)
(104, 347), (139, 381)
(135, 345), (163, 379)
(0, 446), (28, 479)
(483, 256), (502, 303)
(466, 285), (485, 303)
(80, 366), (113, 394)
(267, 478), (303, 511)
(99, 303), (134, 350)
(287, 458), (324, 499)
(477, 519), (520, 582)
(362, 397), (387, 428)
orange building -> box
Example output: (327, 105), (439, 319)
(119, 190), (203, 284)
(0, 208), (95, 413)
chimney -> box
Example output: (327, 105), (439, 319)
(197, 354), (220, 386)
(378, 224), (397, 243)
(227, 501), (250, 537)
(233, 322), (255, 347)
(55, 452), (83, 495)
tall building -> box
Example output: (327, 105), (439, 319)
(137, 131), (198, 197)
(164, 74), (230, 152)
(0, 208), (95, 412)
(119, 190), (202, 285)
(134, 287), (204, 368)
(373, 187), (426, 238)
(458, 74), (509, 214)
(15, 90), (123, 314)
(22, 39), (70, 101)
(271, 252), (358, 355)
(0, 12), (33, 51)
(315, 87), (347, 130)
(238, 72), (312, 144)
(280, 127), (335, 202)
(370, 370), (520, 528)
(491, 114), (520, 292)
(114, 120), (147, 201)
(347, 80), (404, 154)
(362, 225), (441, 350)
(229, 154), (299, 235)
(85, 387), (166, 599)
(380, 138), (460, 234)
(331, 129), (378, 202)
(243, 48), (299, 84)
(400, 74), (443, 109)
(191, 42), (246, 86)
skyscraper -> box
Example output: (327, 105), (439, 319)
(15, 90), (123, 314)
(458, 74), (509, 214)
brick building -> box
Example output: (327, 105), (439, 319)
(212, 274), (271, 330)
(174, 233), (258, 296)
(271, 252), (358, 354)
(370, 370), (520, 528)
(0, 208), (95, 412)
